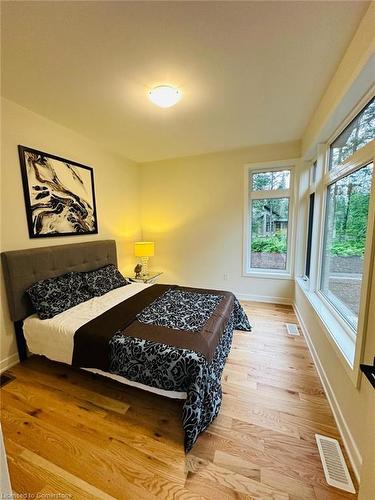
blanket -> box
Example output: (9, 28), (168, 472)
(72, 285), (251, 451)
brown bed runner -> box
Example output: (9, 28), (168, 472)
(72, 284), (173, 370)
(72, 284), (234, 371)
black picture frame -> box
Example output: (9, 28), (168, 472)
(18, 145), (98, 238)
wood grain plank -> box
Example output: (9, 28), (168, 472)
(261, 469), (315, 500)
(2, 406), (184, 499)
(213, 450), (260, 480)
(187, 455), (289, 499)
(5, 438), (114, 500)
(2, 380), (184, 471)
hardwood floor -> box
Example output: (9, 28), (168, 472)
(1, 302), (358, 499)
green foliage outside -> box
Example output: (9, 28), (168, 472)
(251, 197), (289, 255)
(330, 241), (364, 257)
(328, 170), (372, 258)
(251, 233), (287, 254)
(250, 180), (371, 257)
(249, 159), (373, 258)
(328, 99), (374, 257)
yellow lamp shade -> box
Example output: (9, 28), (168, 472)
(134, 241), (155, 257)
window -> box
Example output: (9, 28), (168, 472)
(319, 95), (375, 336)
(251, 197), (289, 270)
(329, 97), (375, 170)
(320, 163), (374, 331)
(305, 193), (315, 279)
(245, 166), (293, 275)
(252, 170), (290, 191)
(296, 94), (375, 376)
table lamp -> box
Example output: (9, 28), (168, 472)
(134, 241), (155, 277)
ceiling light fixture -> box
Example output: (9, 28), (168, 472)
(148, 85), (181, 108)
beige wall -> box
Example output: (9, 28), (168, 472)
(140, 141), (300, 301)
(357, 268), (375, 499)
(295, 288), (363, 472)
(302, 3), (375, 158)
(0, 98), (142, 369)
(294, 245), (374, 488)
(358, 377), (375, 500)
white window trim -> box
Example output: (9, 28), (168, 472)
(300, 129), (375, 386)
(243, 159), (297, 279)
(302, 158), (318, 282)
(296, 278), (356, 376)
(309, 159), (318, 191)
(326, 86), (375, 154)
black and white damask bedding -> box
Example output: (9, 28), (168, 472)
(26, 271), (92, 319)
(82, 264), (129, 297)
(109, 292), (251, 452)
(26, 265), (129, 319)
(137, 288), (224, 332)
(28, 280), (252, 452)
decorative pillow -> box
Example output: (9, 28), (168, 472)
(82, 264), (128, 297)
(26, 272), (92, 320)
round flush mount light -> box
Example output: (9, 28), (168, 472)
(148, 85), (181, 108)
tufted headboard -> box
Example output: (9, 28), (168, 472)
(1, 240), (117, 323)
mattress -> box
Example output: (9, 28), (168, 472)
(23, 282), (187, 399)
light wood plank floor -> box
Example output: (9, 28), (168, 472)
(1, 302), (358, 499)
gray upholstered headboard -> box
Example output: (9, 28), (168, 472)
(1, 239), (117, 322)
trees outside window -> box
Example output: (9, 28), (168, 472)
(246, 168), (293, 274)
(252, 170), (290, 191)
(329, 98), (374, 170)
(321, 163), (373, 330)
(251, 198), (289, 270)
(318, 96), (375, 334)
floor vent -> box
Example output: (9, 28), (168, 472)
(285, 323), (300, 336)
(0, 373), (15, 388)
(315, 434), (355, 493)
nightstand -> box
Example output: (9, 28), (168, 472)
(129, 272), (163, 284)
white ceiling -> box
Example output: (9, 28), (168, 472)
(1, 1), (369, 162)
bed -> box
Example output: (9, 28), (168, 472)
(1, 240), (251, 452)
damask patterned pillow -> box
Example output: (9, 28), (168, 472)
(82, 264), (128, 297)
(26, 272), (92, 320)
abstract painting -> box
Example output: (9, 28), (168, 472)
(18, 145), (98, 238)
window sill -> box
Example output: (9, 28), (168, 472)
(296, 277), (355, 372)
(243, 270), (293, 280)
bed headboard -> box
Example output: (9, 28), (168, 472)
(1, 239), (118, 323)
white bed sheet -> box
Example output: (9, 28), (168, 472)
(23, 283), (187, 399)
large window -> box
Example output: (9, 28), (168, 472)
(318, 96), (375, 336)
(320, 163), (374, 331)
(297, 94), (375, 375)
(246, 167), (293, 274)
(329, 97), (375, 170)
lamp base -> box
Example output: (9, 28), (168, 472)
(141, 256), (149, 276)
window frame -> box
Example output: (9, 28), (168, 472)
(310, 159), (318, 187)
(301, 158), (318, 282)
(304, 191), (315, 280)
(316, 142), (375, 372)
(326, 88), (375, 163)
(328, 96), (375, 171)
(299, 92), (375, 385)
(243, 160), (296, 279)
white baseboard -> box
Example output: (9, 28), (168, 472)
(293, 302), (362, 483)
(0, 352), (19, 374)
(236, 293), (293, 305)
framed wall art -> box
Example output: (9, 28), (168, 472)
(18, 145), (98, 238)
